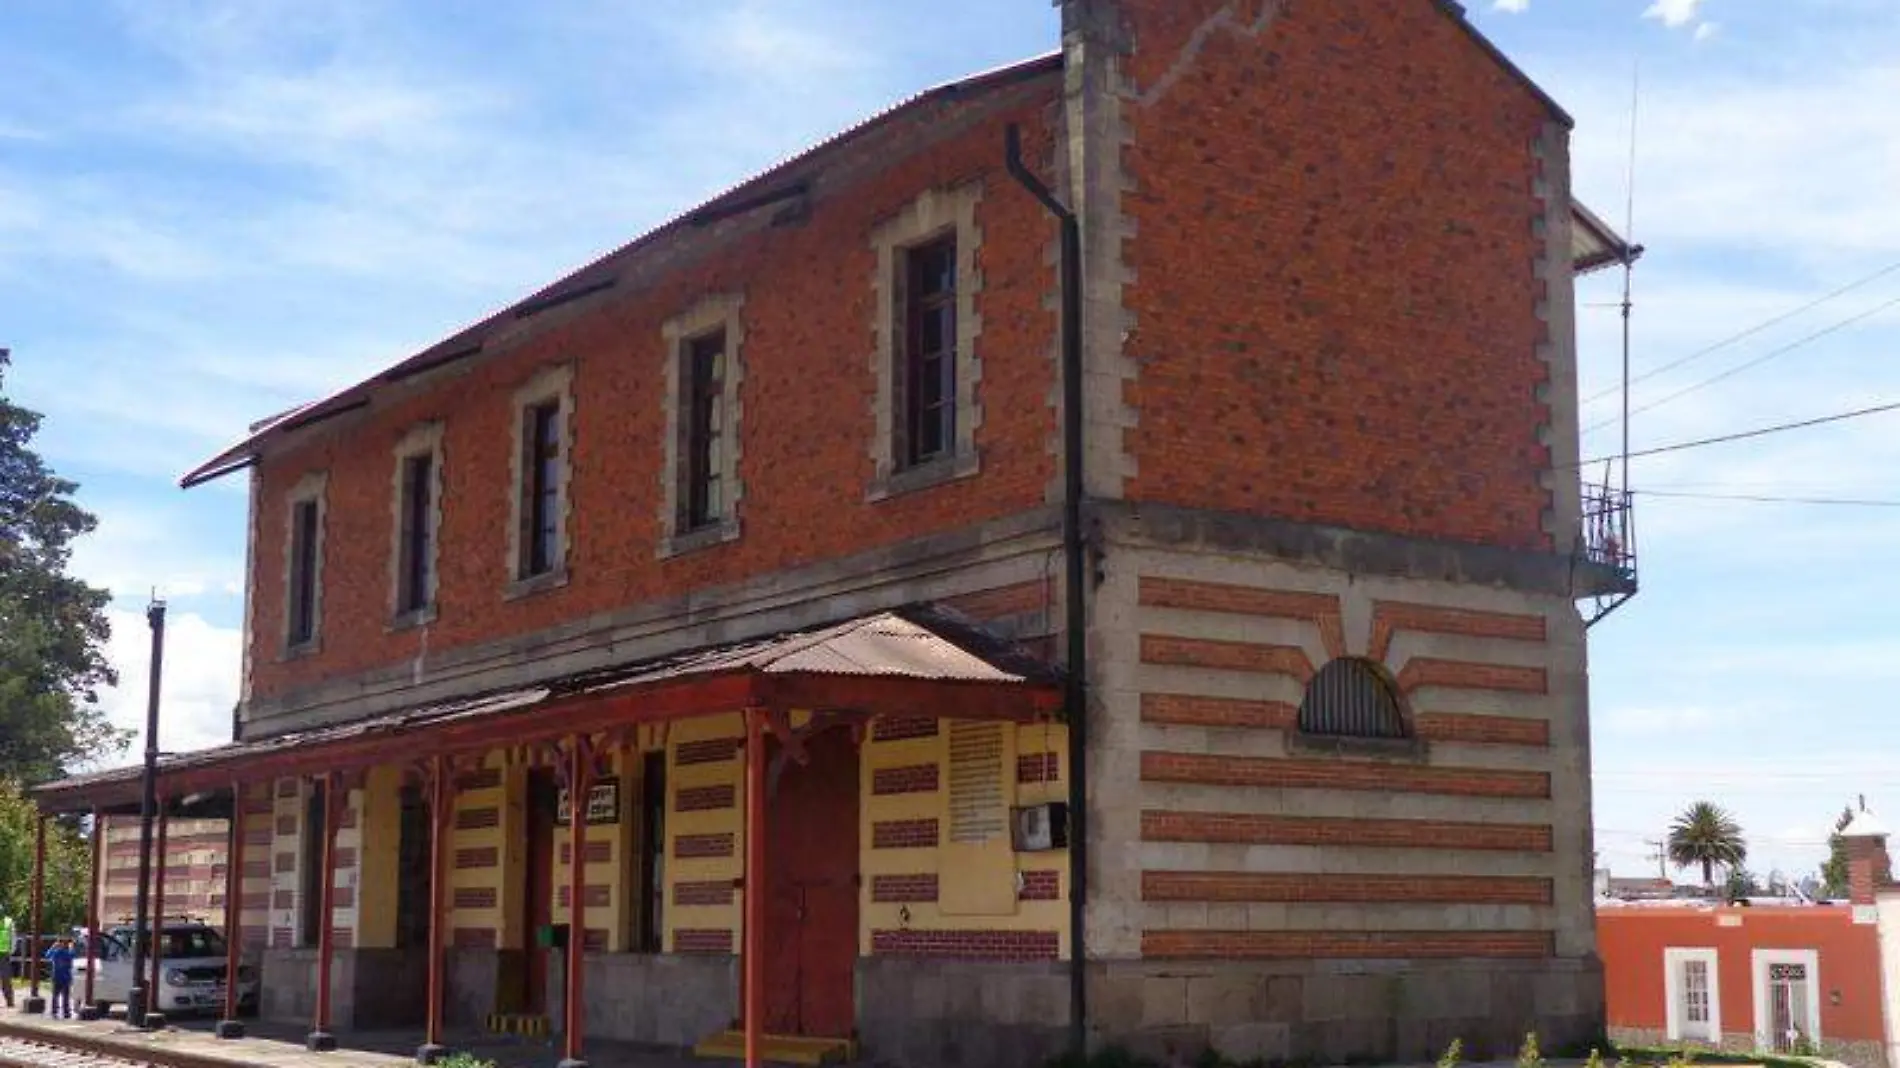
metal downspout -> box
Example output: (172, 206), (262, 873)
(1004, 122), (1089, 1059)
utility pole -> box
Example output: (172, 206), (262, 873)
(1645, 838), (1667, 881)
(128, 596), (165, 1028)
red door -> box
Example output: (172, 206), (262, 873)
(762, 729), (860, 1038)
(525, 770), (556, 1015)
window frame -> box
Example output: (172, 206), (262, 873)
(900, 235), (958, 469)
(505, 364), (574, 598)
(658, 295), (745, 558)
(282, 472), (328, 657)
(1295, 657), (1414, 743)
(681, 329), (727, 532)
(390, 422), (445, 627)
(1664, 946), (1722, 1042)
(867, 183), (985, 500)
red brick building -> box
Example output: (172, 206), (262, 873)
(33, 2), (1636, 1065)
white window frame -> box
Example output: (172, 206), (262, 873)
(1664, 946), (1721, 1043)
(1752, 947), (1822, 1051)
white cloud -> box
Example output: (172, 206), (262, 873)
(92, 608), (242, 770)
(1694, 21), (1720, 41)
(1493, 0), (1531, 12)
(1643, 0), (1708, 29)
(1598, 704), (1721, 736)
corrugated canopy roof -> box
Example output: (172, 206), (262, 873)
(32, 603), (1062, 813)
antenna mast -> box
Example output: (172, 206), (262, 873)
(1620, 60), (1640, 503)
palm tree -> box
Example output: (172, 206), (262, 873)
(1669, 801), (1748, 886)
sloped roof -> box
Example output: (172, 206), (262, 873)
(32, 603), (1061, 813)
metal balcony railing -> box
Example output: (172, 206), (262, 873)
(1579, 482), (1637, 625)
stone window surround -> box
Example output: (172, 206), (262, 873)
(281, 471), (328, 661)
(658, 293), (746, 559)
(388, 421), (446, 630)
(505, 363), (576, 600)
(867, 181), (985, 501)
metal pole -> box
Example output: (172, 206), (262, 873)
(218, 783), (246, 1039)
(558, 740), (592, 1068)
(308, 774), (340, 1052)
(148, 805), (168, 1020)
(129, 598), (166, 1027)
(25, 815), (46, 1014)
(83, 810), (102, 1015)
(419, 756), (450, 1065)
(743, 709), (767, 1068)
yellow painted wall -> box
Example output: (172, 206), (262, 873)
(859, 719), (1070, 958)
(352, 766), (402, 949)
(446, 751), (509, 946)
(663, 713), (746, 953)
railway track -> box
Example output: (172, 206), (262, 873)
(0, 1034), (146, 1068)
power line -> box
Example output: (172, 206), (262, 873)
(1635, 488), (1900, 508)
(1583, 289), (1900, 435)
(1582, 256), (1900, 407)
(1578, 397), (1900, 467)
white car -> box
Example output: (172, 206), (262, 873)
(75, 922), (259, 1016)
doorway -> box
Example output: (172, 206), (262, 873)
(395, 784), (432, 949)
(761, 728), (860, 1038)
(523, 769), (557, 1015)
(1754, 949), (1820, 1052)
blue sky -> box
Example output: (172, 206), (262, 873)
(3, 0), (1897, 888)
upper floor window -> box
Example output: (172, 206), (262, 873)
(867, 184), (984, 499)
(902, 236), (957, 467)
(659, 295), (745, 557)
(283, 472), (327, 654)
(682, 330), (727, 531)
(398, 453), (434, 611)
(391, 422), (443, 623)
(521, 399), (562, 578)
(507, 364), (574, 594)
(1297, 658), (1409, 740)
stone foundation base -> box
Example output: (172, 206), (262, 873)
(1610, 1026), (1886, 1068)
(259, 948), (429, 1030)
(858, 956), (1606, 1068)
(546, 952), (738, 1049)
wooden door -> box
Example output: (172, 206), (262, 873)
(525, 770), (556, 1015)
(762, 729), (860, 1038)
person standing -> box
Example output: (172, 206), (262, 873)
(0, 913), (15, 1009)
(43, 937), (74, 1019)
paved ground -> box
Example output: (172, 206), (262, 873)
(0, 1006), (727, 1068)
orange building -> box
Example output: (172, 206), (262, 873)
(1599, 814), (1900, 1068)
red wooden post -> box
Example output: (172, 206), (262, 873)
(558, 738), (593, 1068)
(308, 773), (341, 1052)
(218, 784), (247, 1038)
(84, 810), (103, 1012)
(149, 807), (168, 1001)
(743, 708), (767, 1068)
(26, 813), (46, 1013)
(419, 755), (451, 1064)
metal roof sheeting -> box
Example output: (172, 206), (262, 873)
(33, 603), (1059, 803)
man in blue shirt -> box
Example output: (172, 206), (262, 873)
(43, 937), (74, 1019)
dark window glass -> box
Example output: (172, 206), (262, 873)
(288, 499), (320, 645)
(902, 237), (957, 467)
(1296, 658), (1410, 739)
(398, 453), (434, 613)
(682, 332), (725, 530)
(520, 401), (562, 577)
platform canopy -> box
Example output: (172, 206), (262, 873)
(31, 603), (1063, 815)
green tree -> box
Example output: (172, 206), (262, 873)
(0, 350), (127, 784)
(0, 780), (92, 933)
(1669, 801), (1748, 886)
(1820, 804), (1855, 898)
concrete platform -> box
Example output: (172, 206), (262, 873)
(0, 1007), (726, 1068)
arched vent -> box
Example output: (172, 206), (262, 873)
(1297, 658), (1409, 739)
